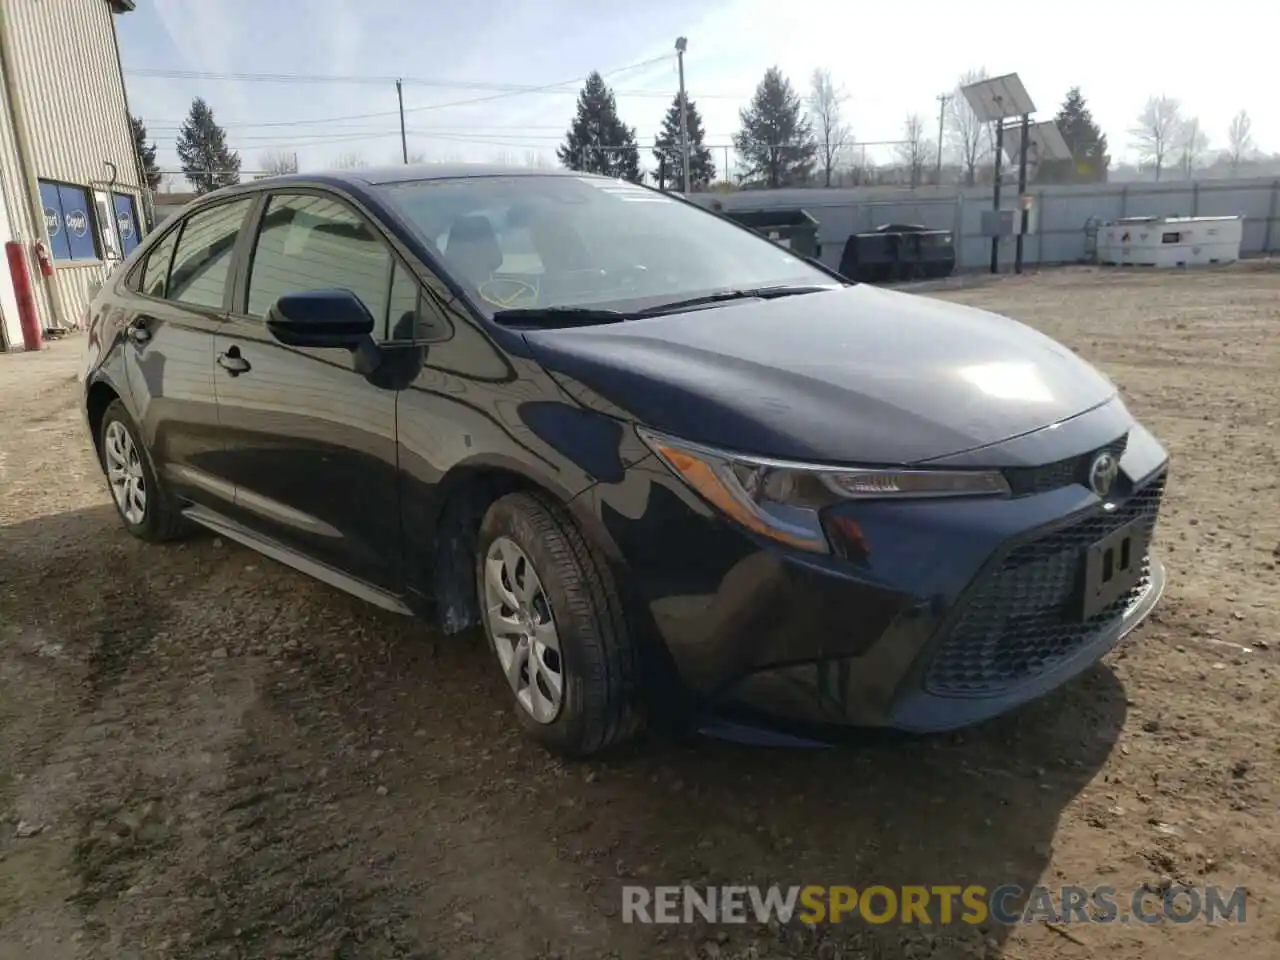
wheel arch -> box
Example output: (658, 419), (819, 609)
(426, 456), (624, 635)
(84, 376), (123, 468)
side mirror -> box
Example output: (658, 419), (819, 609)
(266, 289), (375, 349)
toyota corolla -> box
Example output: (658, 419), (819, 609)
(79, 165), (1168, 757)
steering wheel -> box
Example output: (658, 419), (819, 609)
(478, 276), (539, 309)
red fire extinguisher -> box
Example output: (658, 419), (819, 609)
(33, 239), (54, 278)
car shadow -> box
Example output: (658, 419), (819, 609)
(0, 504), (1130, 959)
(596, 665), (1128, 955)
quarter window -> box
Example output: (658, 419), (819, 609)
(246, 193), (392, 337)
(141, 228), (179, 298)
(167, 199), (254, 310)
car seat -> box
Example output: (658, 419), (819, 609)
(444, 215), (503, 286)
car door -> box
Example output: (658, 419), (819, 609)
(122, 197), (255, 512)
(211, 189), (403, 592)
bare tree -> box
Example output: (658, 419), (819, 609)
(1175, 116), (1209, 178)
(894, 114), (929, 188)
(808, 67), (850, 187)
(258, 151), (299, 176)
(523, 150), (553, 169)
(1129, 95), (1181, 180)
(1227, 110), (1254, 175)
(332, 152), (368, 169)
(948, 67), (990, 185)
(407, 151), (427, 164)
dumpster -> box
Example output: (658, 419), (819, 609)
(838, 224), (955, 283)
(720, 208), (822, 260)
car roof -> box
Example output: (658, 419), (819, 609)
(260, 163), (596, 187)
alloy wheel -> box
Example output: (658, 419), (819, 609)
(482, 536), (564, 724)
(104, 420), (147, 525)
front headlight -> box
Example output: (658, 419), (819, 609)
(637, 427), (1010, 554)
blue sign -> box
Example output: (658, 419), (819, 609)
(112, 192), (140, 255)
(56, 184), (96, 260)
(37, 181), (72, 260)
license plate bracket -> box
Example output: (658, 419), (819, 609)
(1079, 518), (1148, 621)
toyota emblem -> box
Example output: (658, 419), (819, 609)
(1088, 452), (1120, 498)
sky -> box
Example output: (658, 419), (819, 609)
(117, 0), (1276, 187)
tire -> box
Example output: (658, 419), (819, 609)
(98, 399), (190, 542)
(476, 491), (643, 758)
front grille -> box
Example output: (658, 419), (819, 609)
(1004, 434), (1129, 496)
(924, 471), (1165, 697)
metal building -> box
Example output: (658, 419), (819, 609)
(0, 0), (141, 351)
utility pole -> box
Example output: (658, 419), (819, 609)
(1014, 113), (1031, 274)
(396, 79), (408, 164)
(935, 93), (950, 184)
(675, 37), (690, 194)
(990, 119), (1004, 274)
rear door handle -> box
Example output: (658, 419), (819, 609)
(217, 346), (251, 376)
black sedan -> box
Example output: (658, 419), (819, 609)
(79, 165), (1168, 757)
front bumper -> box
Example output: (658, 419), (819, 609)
(581, 414), (1169, 737)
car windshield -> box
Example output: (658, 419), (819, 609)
(377, 175), (838, 319)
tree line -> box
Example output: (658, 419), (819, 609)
(556, 65), (1114, 190)
(558, 65), (1267, 189)
(558, 66), (826, 189)
(1129, 98), (1257, 180)
(130, 83), (1267, 198)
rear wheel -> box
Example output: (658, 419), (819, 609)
(99, 400), (190, 542)
(476, 491), (643, 758)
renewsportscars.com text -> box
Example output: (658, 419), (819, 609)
(622, 884), (1248, 926)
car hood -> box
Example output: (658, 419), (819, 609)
(522, 284), (1117, 464)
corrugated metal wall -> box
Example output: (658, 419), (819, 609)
(1, 0), (139, 343)
(0, 40), (45, 348)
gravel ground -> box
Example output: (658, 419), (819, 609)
(1, 264), (1277, 960)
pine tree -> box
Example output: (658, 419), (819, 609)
(652, 94), (715, 190)
(130, 115), (162, 190)
(1044, 87), (1109, 183)
(176, 98), (242, 194)
(557, 72), (642, 182)
(733, 67), (817, 188)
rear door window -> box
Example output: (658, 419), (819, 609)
(167, 199), (254, 309)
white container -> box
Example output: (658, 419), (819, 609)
(1096, 215), (1243, 267)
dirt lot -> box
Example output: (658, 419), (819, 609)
(1, 265), (1277, 960)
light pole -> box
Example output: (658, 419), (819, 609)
(675, 36), (690, 194)
(935, 92), (950, 184)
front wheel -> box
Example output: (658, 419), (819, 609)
(476, 491), (643, 758)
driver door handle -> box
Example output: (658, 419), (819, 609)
(217, 346), (251, 376)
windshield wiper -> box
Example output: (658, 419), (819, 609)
(636, 284), (839, 317)
(490, 306), (631, 328)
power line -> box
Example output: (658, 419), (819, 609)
(128, 55), (685, 130)
(127, 68), (737, 101)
